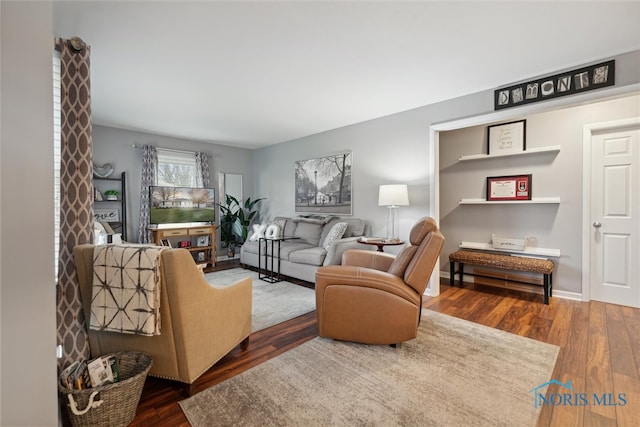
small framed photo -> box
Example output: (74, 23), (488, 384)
(160, 238), (172, 248)
(486, 174), (532, 201)
(197, 252), (205, 262)
(196, 236), (209, 247)
(487, 120), (526, 155)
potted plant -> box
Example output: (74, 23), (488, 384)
(232, 196), (265, 244)
(218, 195), (265, 250)
(218, 195), (240, 256)
(104, 189), (120, 200)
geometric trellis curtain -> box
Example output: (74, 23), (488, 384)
(55, 37), (93, 370)
(138, 145), (157, 244)
(195, 151), (211, 188)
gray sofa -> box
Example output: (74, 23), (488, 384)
(240, 216), (371, 283)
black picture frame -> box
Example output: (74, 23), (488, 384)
(487, 120), (526, 155)
(494, 60), (615, 110)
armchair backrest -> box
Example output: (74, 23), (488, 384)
(387, 217), (444, 294)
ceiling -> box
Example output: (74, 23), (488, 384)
(53, 1), (640, 149)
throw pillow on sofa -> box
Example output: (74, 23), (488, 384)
(323, 222), (348, 250)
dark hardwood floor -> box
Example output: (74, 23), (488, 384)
(128, 263), (639, 427)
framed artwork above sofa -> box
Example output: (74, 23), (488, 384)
(294, 152), (352, 215)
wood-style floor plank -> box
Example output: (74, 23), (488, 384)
(117, 269), (640, 427)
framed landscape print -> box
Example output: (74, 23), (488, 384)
(295, 152), (352, 214)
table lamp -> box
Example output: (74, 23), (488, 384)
(378, 184), (409, 240)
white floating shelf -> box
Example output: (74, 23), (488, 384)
(460, 241), (561, 258)
(458, 145), (561, 161)
(459, 197), (560, 205)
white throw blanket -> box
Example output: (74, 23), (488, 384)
(90, 245), (166, 336)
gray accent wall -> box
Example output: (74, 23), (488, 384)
(92, 125), (254, 243)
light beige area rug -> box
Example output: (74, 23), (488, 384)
(180, 310), (559, 427)
(204, 268), (316, 332)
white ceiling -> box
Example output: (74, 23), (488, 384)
(53, 1), (640, 149)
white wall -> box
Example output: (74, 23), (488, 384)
(92, 125), (254, 242)
(1, 1), (59, 425)
(439, 94), (640, 296)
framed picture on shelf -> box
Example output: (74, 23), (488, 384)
(94, 208), (119, 222)
(486, 174), (532, 201)
(487, 120), (526, 155)
(196, 236), (209, 247)
(160, 238), (172, 247)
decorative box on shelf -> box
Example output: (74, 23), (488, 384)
(491, 234), (528, 251)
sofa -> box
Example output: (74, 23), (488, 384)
(240, 215), (371, 283)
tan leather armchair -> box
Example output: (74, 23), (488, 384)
(74, 244), (252, 394)
(315, 217), (444, 345)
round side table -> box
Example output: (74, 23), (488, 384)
(357, 237), (405, 252)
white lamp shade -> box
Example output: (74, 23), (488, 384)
(378, 184), (409, 207)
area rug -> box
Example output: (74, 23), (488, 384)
(204, 268), (316, 332)
(180, 310), (559, 426)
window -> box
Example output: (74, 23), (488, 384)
(156, 149), (198, 187)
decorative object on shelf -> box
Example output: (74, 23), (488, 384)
(94, 208), (120, 222)
(487, 120), (526, 155)
(491, 234), (528, 251)
(486, 174), (532, 201)
(378, 184), (409, 240)
(94, 189), (103, 201)
(494, 59), (615, 110)
(160, 238), (171, 247)
(294, 152), (352, 215)
(196, 236), (209, 247)
(104, 189), (120, 200)
(93, 162), (114, 178)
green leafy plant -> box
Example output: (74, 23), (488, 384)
(233, 196), (265, 243)
(218, 195), (265, 245)
(104, 190), (120, 196)
(218, 194), (240, 249)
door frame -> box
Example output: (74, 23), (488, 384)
(581, 117), (640, 302)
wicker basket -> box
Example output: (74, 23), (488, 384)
(59, 351), (152, 427)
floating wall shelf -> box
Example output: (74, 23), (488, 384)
(459, 197), (561, 205)
(458, 145), (561, 162)
(459, 241), (561, 258)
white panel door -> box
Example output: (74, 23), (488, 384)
(590, 125), (640, 308)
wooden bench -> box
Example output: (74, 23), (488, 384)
(449, 250), (554, 304)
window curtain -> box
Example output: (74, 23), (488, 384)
(195, 152), (211, 188)
(55, 37), (93, 369)
(138, 145), (158, 243)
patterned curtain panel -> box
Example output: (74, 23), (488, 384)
(195, 152), (211, 188)
(55, 37), (93, 369)
(138, 145), (157, 243)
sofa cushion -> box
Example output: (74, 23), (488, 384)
(292, 221), (324, 246)
(241, 240), (314, 261)
(322, 222), (348, 250)
(275, 216), (297, 238)
(289, 247), (327, 266)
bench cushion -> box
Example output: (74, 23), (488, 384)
(449, 250), (554, 274)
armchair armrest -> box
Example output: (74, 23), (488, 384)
(315, 264), (419, 305)
(341, 249), (395, 272)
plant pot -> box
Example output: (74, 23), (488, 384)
(227, 247), (235, 258)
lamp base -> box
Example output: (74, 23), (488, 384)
(386, 206), (400, 240)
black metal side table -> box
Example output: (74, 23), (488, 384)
(258, 237), (287, 283)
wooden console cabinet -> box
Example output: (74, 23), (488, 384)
(149, 224), (217, 269)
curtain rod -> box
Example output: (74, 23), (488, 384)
(130, 144), (213, 158)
